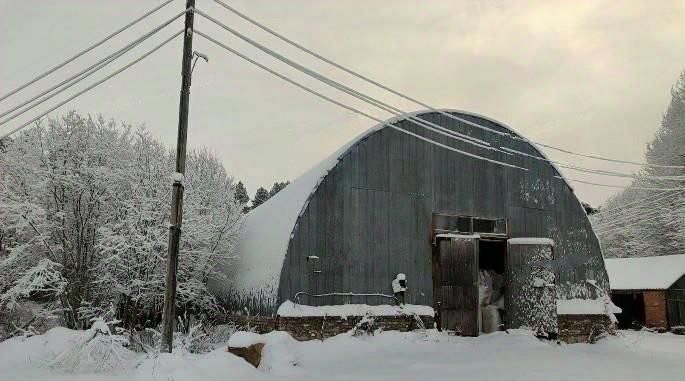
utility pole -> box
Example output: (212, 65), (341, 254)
(161, 0), (195, 353)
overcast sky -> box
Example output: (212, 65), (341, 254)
(1, 0), (684, 206)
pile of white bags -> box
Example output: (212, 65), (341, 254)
(479, 270), (504, 333)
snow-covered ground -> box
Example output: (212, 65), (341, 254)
(1, 328), (684, 381)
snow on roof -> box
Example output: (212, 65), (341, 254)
(228, 117), (385, 293)
(605, 254), (685, 290)
(435, 233), (481, 239)
(508, 238), (554, 246)
(225, 109), (581, 295)
(556, 298), (621, 315)
(276, 300), (434, 318)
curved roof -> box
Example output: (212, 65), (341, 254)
(605, 254), (685, 290)
(227, 109), (580, 293)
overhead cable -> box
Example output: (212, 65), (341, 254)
(595, 211), (679, 235)
(194, 30), (526, 171)
(593, 190), (682, 218)
(196, 9), (499, 151)
(593, 202), (680, 229)
(564, 177), (685, 191)
(0, 0), (177, 103)
(0, 10), (188, 126)
(210, 0), (685, 170)
(0, 30), (183, 141)
(593, 194), (684, 226)
(196, 10), (685, 183)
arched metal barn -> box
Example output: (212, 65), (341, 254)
(210, 109), (613, 337)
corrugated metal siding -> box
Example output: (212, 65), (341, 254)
(276, 111), (608, 310)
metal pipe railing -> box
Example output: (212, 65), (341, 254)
(293, 291), (399, 305)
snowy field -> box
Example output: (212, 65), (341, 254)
(1, 328), (684, 381)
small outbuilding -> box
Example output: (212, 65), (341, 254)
(605, 254), (685, 331)
(211, 110), (614, 338)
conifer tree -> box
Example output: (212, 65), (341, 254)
(251, 187), (270, 209)
(594, 70), (685, 257)
(269, 181), (290, 197)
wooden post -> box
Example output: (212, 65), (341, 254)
(161, 0), (195, 353)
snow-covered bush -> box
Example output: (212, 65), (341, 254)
(0, 112), (244, 330)
(1, 259), (66, 310)
(49, 318), (137, 373)
(352, 314), (376, 336)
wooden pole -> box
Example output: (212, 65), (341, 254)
(161, 0), (195, 353)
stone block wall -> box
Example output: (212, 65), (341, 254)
(643, 290), (668, 330)
(221, 315), (278, 333)
(223, 314), (612, 343)
(558, 314), (613, 343)
(221, 314), (434, 341)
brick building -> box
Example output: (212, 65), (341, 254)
(605, 254), (685, 331)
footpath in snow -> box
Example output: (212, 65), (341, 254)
(1, 327), (684, 381)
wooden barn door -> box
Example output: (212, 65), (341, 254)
(506, 239), (558, 336)
(435, 236), (480, 336)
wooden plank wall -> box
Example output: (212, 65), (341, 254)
(438, 238), (480, 335)
(667, 274), (685, 328)
(276, 111), (608, 309)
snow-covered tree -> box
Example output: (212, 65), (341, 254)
(0, 112), (243, 330)
(595, 71), (685, 258)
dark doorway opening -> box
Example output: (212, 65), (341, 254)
(612, 292), (645, 329)
(478, 239), (507, 332)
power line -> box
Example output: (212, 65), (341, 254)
(535, 142), (685, 170)
(196, 10), (685, 185)
(593, 195), (684, 227)
(559, 163), (685, 181)
(595, 211), (679, 235)
(195, 10), (499, 152)
(0, 0), (176, 103)
(564, 177), (685, 191)
(209, 0), (508, 136)
(593, 190), (682, 218)
(195, 16), (685, 190)
(501, 146), (685, 181)
(595, 215), (662, 235)
(0, 30), (183, 141)
(0, 11), (187, 126)
(195, 30), (526, 171)
(593, 202), (679, 230)
(210, 0), (685, 170)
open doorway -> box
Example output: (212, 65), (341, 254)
(478, 239), (507, 333)
(612, 292), (645, 329)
